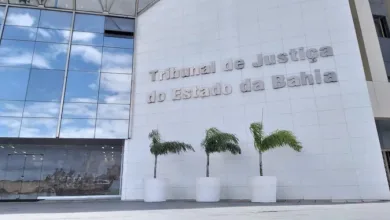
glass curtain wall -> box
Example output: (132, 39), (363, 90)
(0, 6), (134, 139)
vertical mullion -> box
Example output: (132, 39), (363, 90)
(56, 11), (75, 137)
(0, 5), (9, 39)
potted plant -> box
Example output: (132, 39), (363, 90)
(145, 129), (194, 202)
(249, 122), (302, 203)
(196, 127), (241, 202)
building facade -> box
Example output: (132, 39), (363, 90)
(1, 0), (390, 201)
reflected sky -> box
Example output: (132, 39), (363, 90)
(37, 28), (70, 43)
(23, 102), (60, 118)
(95, 119), (129, 139)
(39, 10), (72, 30)
(97, 104), (130, 120)
(72, 31), (103, 46)
(0, 40), (35, 68)
(6, 7), (40, 27)
(0, 67), (30, 100)
(60, 119), (95, 138)
(69, 45), (102, 72)
(2, 26), (37, 41)
(99, 73), (131, 104)
(0, 117), (21, 137)
(65, 71), (99, 103)
(0, 101), (24, 117)
(26, 69), (64, 102)
(74, 14), (105, 33)
(32, 42), (68, 70)
(62, 103), (97, 118)
(102, 47), (133, 74)
(19, 118), (57, 138)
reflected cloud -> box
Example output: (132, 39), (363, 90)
(99, 74), (131, 104)
(69, 45), (102, 71)
(0, 40), (35, 67)
(60, 119), (95, 138)
(6, 13), (37, 27)
(0, 101), (24, 117)
(62, 103), (97, 118)
(19, 118), (57, 138)
(0, 118), (21, 137)
(97, 104), (129, 120)
(95, 119), (128, 139)
(32, 43), (68, 70)
(72, 32), (102, 46)
(37, 29), (70, 43)
(102, 48), (133, 74)
(23, 102), (60, 118)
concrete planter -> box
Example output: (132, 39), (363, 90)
(196, 177), (220, 202)
(144, 178), (167, 202)
(250, 176), (277, 203)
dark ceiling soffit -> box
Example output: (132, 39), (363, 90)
(137, 0), (161, 16)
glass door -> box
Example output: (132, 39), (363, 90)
(3, 154), (44, 200)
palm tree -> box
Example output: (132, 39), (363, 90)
(249, 122), (302, 176)
(201, 128), (241, 177)
(149, 129), (194, 178)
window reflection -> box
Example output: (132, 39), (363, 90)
(99, 73), (131, 104)
(105, 17), (135, 33)
(0, 6), (5, 24)
(37, 28), (70, 43)
(0, 117), (21, 137)
(32, 42), (68, 70)
(23, 102), (60, 118)
(97, 104), (129, 120)
(39, 10), (72, 30)
(69, 45), (102, 72)
(0, 101), (24, 117)
(20, 118), (57, 138)
(60, 119), (96, 138)
(103, 36), (133, 49)
(62, 103), (97, 119)
(2, 26), (37, 41)
(74, 14), (105, 33)
(95, 119), (129, 139)
(65, 71), (99, 103)
(0, 40), (35, 68)
(6, 7), (40, 27)
(72, 32), (103, 46)
(26, 69), (64, 102)
(0, 67), (30, 100)
(101, 48), (133, 74)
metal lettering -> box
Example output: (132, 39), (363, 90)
(272, 75), (286, 89)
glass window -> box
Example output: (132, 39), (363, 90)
(374, 15), (390, 38)
(74, 14), (105, 33)
(0, 6), (5, 24)
(105, 17), (135, 33)
(2, 26), (37, 41)
(23, 102), (60, 118)
(101, 47), (133, 74)
(60, 119), (96, 138)
(97, 104), (129, 120)
(0, 101), (24, 117)
(37, 28), (70, 43)
(69, 45), (102, 72)
(19, 118), (57, 138)
(6, 7), (40, 27)
(26, 69), (64, 102)
(0, 40), (35, 68)
(45, 0), (74, 10)
(72, 31), (103, 46)
(39, 10), (72, 30)
(109, 0), (136, 16)
(103, 36), (133, 49)
(99, 73), (131, 104)
(0, 117), (21, 137)
(62, 103), (97, 119)
(32, 42), (68, 70)
(95, 119), (129, 139)
(65, 71), (99, 103)
(0, 67), (30, 100)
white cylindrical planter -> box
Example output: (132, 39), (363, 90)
(196, 177), (220, 202)
(144, 178), (167, 202)
(250, 176), (277, 203)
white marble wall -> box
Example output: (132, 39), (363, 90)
(122, 0), (390, 200)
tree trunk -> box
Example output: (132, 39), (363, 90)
(206, 153), (210, 177)
(154, 155), (157, 179)
(259, 151), (263, 176)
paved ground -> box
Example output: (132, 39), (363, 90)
(1, 200), (389, 219)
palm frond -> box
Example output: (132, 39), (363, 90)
(261, 130), (302, 153)
(149, 129), (194, 156)
(148, 129), (161, 146)
(201, 127), (241, 155)
(250, 122), (264, 152)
